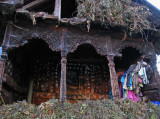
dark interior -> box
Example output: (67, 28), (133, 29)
(27, 0), (55, 14)
(114, 47), (141, 72)
(61, 0), (77, 18)
(67, 44), (110, 102)
(3, 43), (141, 104)
(4, 38), (61, 104)
(26, 0), (77, 18)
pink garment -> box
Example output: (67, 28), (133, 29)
(127, 90), (138, 102)
(138, 77), (142, 83)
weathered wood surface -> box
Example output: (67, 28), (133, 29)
(54, 0), (61, 20)
(60, 57), (67, 104)
(107, 55), (120, 103)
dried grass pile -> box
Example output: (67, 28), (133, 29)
(76, 0), (152, 33)
(0, 99), (160, 119)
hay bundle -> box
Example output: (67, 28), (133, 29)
(76, 0), (152, 33)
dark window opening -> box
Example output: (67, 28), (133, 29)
(61, 0), (77, 18)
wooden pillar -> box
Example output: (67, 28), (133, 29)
(0, 53), (7, 96)
(54, 0), (61, 20)
(107, 55), (120, 103)
(27, 79), (34, 103)
(60, 56), (67, 104)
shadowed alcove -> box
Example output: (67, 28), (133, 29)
(66, 44), (110, 103)
(3, 38), (61, 105)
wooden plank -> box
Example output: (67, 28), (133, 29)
(107, 55), (120, 103)
(54, 0), (61, 20)
(21, 0), (49, 10)
(27, 79), (34, 104)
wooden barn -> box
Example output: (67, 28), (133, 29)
(0, 0), (160, 105)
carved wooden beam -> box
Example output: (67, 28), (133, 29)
(21, 0), (49, 10)
(54, 0), (61, 20)
(107, 55), (120, 103)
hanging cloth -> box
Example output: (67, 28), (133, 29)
(138, 67), (149, 84)
(123, 75), (128, 90)
(127, 90), (138, 102)
(128, 73), (134, 90)
(0, 47), (2, 61)
(126, 64), (137, 86)
(121, 73), (127, 98)
(109, 89), (113, 101)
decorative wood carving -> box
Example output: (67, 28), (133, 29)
(9, 26), (61, 51)
(66, 31), (110, 56)
(4, 23), (155, 60)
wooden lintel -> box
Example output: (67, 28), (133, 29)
(21, 0), (49, 10)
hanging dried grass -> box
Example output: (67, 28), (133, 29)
(76, 0), (152, 33)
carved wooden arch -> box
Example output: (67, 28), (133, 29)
(117, 42), (146, 56)
(9, 33), (55, 51)
(66, 37), (109, 56)
(119, 46), (143, 55)
(68, 42), (103, 56)
(117, 42), (155, 59)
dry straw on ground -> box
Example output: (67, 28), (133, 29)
(0, 99), (160, 119)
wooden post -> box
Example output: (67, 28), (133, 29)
(60, 56), (67, 104)
(0, 53), (7, 96)
(107, 55), (120, 103)
(27, 79), (34, 103)
(54, 0), (61, 20)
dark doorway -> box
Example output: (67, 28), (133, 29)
(3, 38), (61, 105)
(67, 44), (110, 103)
